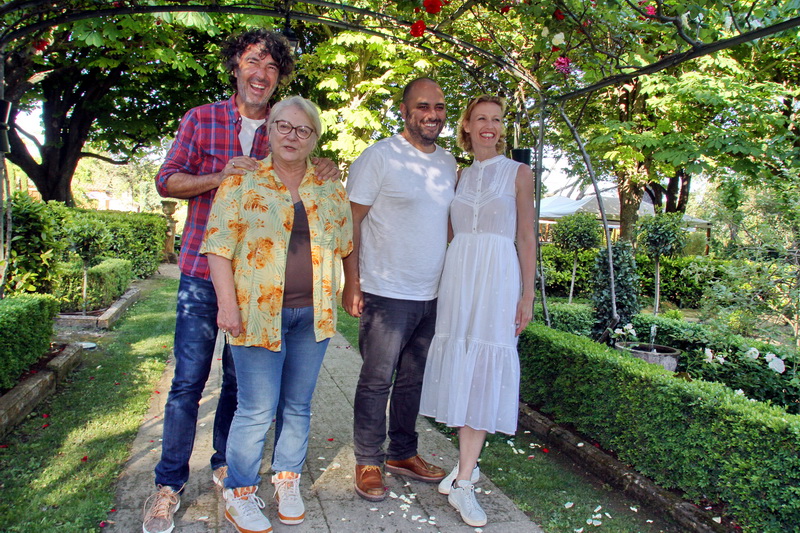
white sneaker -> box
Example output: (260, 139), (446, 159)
(272, 472), (305, 524)
(224, 486), (272, 533)
(448, 479), (488, 527)
(438, 463), (480, 494)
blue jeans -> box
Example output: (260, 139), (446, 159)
(154, 274), (238, 491)
(353, 293), (437, 465)
(225, 306), (330, 489)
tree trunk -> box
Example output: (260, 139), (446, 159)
(569, 253), (578, 304)
(6, 64), (124, 205)
(653, 258), (661, 315)
(618, 177), (644, 241)
(82, 264), (88, 316)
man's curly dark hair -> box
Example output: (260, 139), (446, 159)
(221, 29), (295, 89)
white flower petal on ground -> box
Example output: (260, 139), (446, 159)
(564, 502), (574, 508)
(745, 347), (759, 359)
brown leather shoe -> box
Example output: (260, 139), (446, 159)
(354, 464), (386, 501)
(385, 454), (446, 482)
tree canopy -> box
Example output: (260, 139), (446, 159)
(1, 0), (798, 223)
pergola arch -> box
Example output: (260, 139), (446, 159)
(1, 1), (799, 324)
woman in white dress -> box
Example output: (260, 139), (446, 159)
(419, 94), (536, 527)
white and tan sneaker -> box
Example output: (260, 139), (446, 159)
(223, 485), (272, 533)
(142, 485), (180, 533)
(272, 471), (305, 525)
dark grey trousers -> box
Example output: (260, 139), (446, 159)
(352, 292), (437, 465)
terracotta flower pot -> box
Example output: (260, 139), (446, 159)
(615, 341), (681, 372)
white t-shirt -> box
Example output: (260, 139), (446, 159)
(346, 134), (457, 300)
(239, 116), (266, 156)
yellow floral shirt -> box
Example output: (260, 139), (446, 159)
(200, 155), (353, 351)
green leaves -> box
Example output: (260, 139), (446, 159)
(636, 213), (687, 260)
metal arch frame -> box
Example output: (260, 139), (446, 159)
(2, 1), (799, 324)
(0, 1), (538, 92)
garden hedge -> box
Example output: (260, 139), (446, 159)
(54, 206), (167, 279)
(519, 323), (800, 532)
(538, 243), (728, 309)
(0, 294), (60, 390)
(533, 303), (800, 414)
(53, 258), (134, 313)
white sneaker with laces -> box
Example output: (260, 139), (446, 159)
(448, 479), (488, 527)
(438, 463), (480, 494)
(142, 485), (180, 533)
(272, 472), (305, 524)
(224, 486), (272, 533)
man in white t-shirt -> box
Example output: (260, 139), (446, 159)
(343, 77), (457, 502)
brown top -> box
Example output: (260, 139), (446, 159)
(283, 201), (314, 308)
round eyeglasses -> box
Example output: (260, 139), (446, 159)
(272, 119), (315, 140)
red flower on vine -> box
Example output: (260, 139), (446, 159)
(553, 9), (565, 20)
(551, 46), (561, 52)
(645, 5), (657, 15)
(500, 5), (511, 13)
(32, 39), (49, 52)
(423, 0), (442, 14)
(410, 20), (427, 37)
(554, 56), (572, 74)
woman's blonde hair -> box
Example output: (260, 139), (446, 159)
(456, 95), (507, 154)
(270, 95), (324, 150)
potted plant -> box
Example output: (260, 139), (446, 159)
(611, 323), (682, 372)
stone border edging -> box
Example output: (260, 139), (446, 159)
(0, 343), (83, 438)
(55, 287), (141, 329)
(518, 403), (728, 533)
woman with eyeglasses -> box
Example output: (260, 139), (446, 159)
(201, 95), (352, 532)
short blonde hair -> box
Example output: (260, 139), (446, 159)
(456, 95), (507, 154)
(270, 95), (324, 149)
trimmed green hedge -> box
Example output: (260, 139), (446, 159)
(519, 323), (800, 531)
(533, 301), (594, 337)
(53, 259), (134, 313)
(538, 244), (728, 309)
(0, 294), (60, 390)
(539, 244), (597, 298)
(636, 254), (730, 309)
(533, 303), (800, 414)
(54, 207), (166, 279)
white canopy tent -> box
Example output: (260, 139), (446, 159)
(538, 194), (711, 252)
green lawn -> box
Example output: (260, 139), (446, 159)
(0, 278), (178, 532)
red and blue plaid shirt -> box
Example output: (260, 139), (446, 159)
(156, 95), (270, 279)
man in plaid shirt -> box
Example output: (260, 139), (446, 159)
(145, 29), (339, 533)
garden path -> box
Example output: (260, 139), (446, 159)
(105, 264), (543, 532)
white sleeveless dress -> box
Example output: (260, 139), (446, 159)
(419, 155), (522, 435)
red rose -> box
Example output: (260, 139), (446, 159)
(32, 39), (49, 52)
(554, 9), (565, 20)
(423, 0), (442, 14)
(410, 20), (426, 37)
(551, 46), (561, 52)
(500, 5), (511, 13)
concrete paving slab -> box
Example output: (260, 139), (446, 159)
(107, 328), (543, 533)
